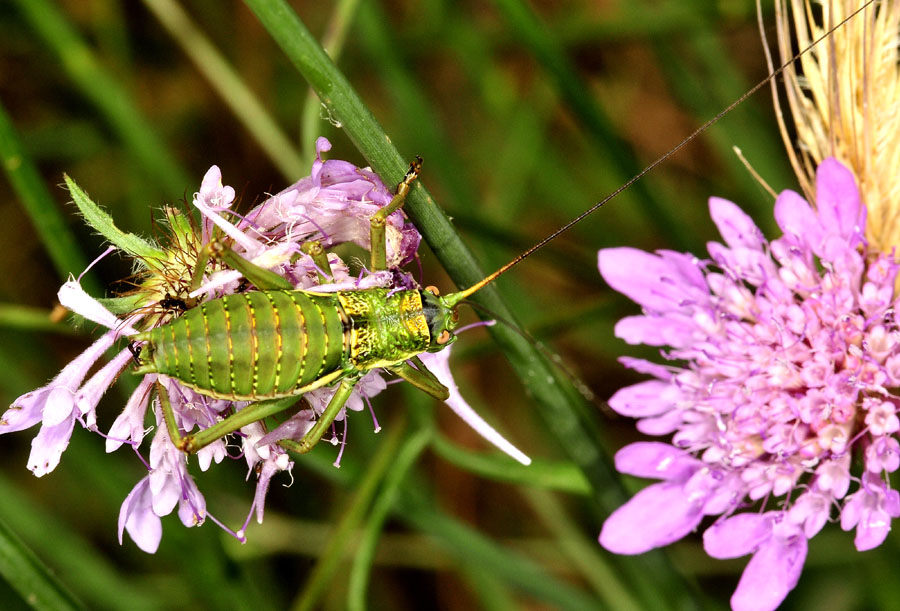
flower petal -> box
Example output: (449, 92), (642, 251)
(709, 197), (764, 251)
(58, 281), (138, 334)
(703, 513), (773, 559)
(815, 157), (865, 243)
(107, 376), (155, 452)
(608, 381), (676, 418)
(730, 533), (807, 611)
(38, 387), (77, 428)
(3, 333), (116, 435)
(599, 248), (708, 313)
(419, 349), (531, 465)
(119, 476), (163, 554)
(599, 482), (703, 554)
(774, 189), (822, 251)
(27, 416), (77, 477)
(75, 349), (133, 427)
(618, 357), (673, 380)
(616, 314), (699, 348)
(613, 442), (701, 480)
(177, 477), (206, 528)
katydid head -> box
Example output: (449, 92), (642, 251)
(420, 287), (460, 351)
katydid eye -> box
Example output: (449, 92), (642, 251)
(436, 330), (452, 344)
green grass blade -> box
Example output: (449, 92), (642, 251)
(522, 487), (643, 611)
(346, 426), (431, 611)
(299, 0), (363, 165)
(241, 0), (614, 507)
(0, 515), (85, 611)
(142, 0), (305, 180)
(397, 487), (601, 611)
(0, 99), (99, 294)
(290, 417), (407, 611)
(240, 3), (698, 605)
(0, 304), (78, 335)
(431, 433), (591, 494)
(13, 0), (190, 194)
(489, 0), (693, 251)
(354, 0), (480, 211)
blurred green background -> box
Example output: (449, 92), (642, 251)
(0, 0), (895, 609)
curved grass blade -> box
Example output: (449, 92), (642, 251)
(0, 515), (84, 611)
(242, 0), (612, 509)
(396, 486), (603, 611)
(0, 100), (99, 295)
(490, 0), (692, 250)
(290, 418), (407, 611)
(522, 487), (643, 611)
(431, 433), (591, 495)
(0, 304), (79, 335)
(347, 425), (431, 611)
(12, 0), (190, 194)
(142, 0), (305, 180)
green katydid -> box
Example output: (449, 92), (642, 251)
(133, 158), (506, 459)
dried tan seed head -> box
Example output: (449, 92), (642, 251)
(772, 0), (900, 253)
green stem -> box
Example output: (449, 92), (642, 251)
(299, 0), (363, 165)
(241, 0), (613, 514)
(240, 2), (696, 604)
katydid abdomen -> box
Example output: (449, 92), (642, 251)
(134, 288), (437, 401)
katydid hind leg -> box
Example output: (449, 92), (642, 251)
(157, 381), (187, 450)
(177, 395), (300, 454)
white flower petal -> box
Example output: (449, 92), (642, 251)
(419, 349), (531, 465)
(58, 280), (138, 334)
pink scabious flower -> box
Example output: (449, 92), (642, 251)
(3, 137), (526, 553)
(598, 158), (900, 611)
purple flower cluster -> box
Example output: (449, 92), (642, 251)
(598, 159), (900, 611)
(2, 138), (527, 553)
